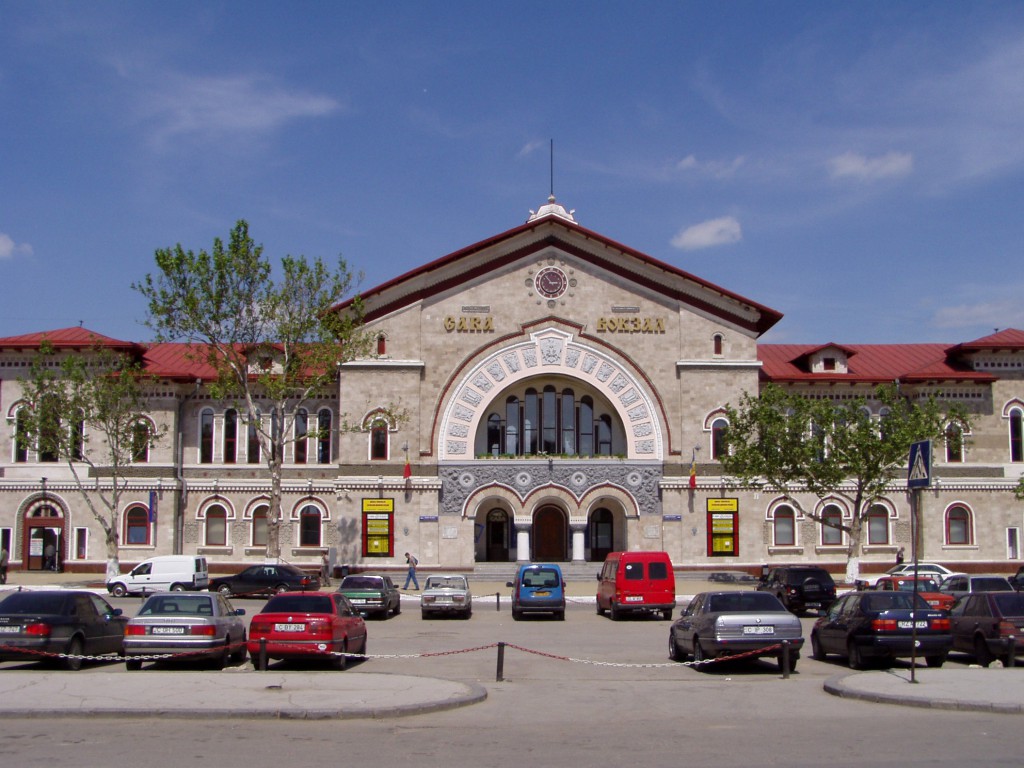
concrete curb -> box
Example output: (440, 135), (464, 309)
(823, 670), (1024, 715)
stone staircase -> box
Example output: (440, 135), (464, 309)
(469, 561), (600, 584)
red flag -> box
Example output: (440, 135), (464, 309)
(688, 451), (697, 490)
(403, 459), (412, 480)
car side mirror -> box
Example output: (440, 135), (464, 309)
(506, 581), (514, 588)
(234, 608), (246, 616)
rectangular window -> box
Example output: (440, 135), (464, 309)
(74, 528), (88, 560)
(1009, 528), (1021, 560)
(867, 515), (889, 545)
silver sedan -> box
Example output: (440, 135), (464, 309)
(420, 574), (473, 619)
(669, 590), (804, 671)
(123, 592), (247, 670)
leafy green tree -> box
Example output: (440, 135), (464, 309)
(18, 340), (162, 580)
(135, 220), (389, 559)
(720, 383), (966, 582)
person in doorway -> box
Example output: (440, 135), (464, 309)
(320, 552), (331, 587)
(402, 552), (420, 590)
(0, 546), (8, 584)
(896, 546), (905, 565)
(43, 542), (56, 572)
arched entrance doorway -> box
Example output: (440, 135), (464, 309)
(485, 508), (511, 562)
(533, 506), (567, 562)
(24, 504), (64, 572)
(589, 507), (615, 562)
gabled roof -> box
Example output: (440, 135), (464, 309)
(760, 343), (996, 385)
(947, 328), (1024, 354)
(0, 326), (140, 353)
(335, 205), (784, 336)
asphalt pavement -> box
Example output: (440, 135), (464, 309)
(2, 569), (1023, 718)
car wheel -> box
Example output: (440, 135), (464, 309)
(512, 608), (522, 621)
(974, 636), (994, 667)
(596, 601), (606, 617)
(811, 632), (827, 661)
(274, 584), (288, 594)
(212, 642), (229, 671)
(610, 603), (621, 621)
(556, 610), (565, 621)
(216, 584), (232, 595)
(421, 610), (430, 620)
(662, 608), (673, 621)
(110, 583), (128, 598)
(170, 583), (185, 592)
(693, 638), (708, 665)
(125, 658), (143, 672)
(63, 637), (84, 672)
(925, 653), (947, 668)
(332, 639), (348, 671)
(230, 633), (247, 664)
(393, 599), (401, 616)
(668, 634), (685, 662)
(463, 608), (472, 620)
(847, 640), (865, 670)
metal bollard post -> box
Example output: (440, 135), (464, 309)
(258, 638), (268, 671)
(495, 592), (500, 612)
(1008, 636), (1016, 668)
(781, 640), (791, 679)
(496, 641), (506, 682)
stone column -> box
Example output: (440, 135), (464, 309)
(515, 522), (531, 562)
(571, 522), (587, 562)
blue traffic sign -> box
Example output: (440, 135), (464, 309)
(908, 440), (932, 489)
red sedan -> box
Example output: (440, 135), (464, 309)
(872, 576), (954, 611)
(247, 592), (367, 670)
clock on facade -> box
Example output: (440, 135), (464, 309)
(534, 266), (568, 299)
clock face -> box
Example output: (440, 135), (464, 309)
(535, 266), (568, 299)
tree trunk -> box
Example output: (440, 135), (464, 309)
(845, 513), (865, 585)
(105, 529), (121, 583)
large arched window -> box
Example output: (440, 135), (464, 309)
(298, 504), (321, 547)
(247, 411), (261, 464)
(1010, 408), (1023, 463)
(250, 505), (269, 547)
(132, 419), (151, 463)
(772, 505), (796, 547)
(123, 505), (151, 546)
(370, 420), (389, 460)
(711, 417), (728, 460)
(223, 409), (238, 464)
(866, 505), (890, 545)
(199, 408), (214, 464)
(204, 504), (228, 546)
(946, 505), (973, 546)
(294, 408), (308, 464)
(945, 422), (964, 463)
(820, 504), (843, 546)
(38, 393), (61, 463)
(14, 407), (29, 463)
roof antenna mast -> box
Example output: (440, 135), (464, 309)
(549, 139), (555, 199)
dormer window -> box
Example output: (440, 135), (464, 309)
(823, 357), (836, 371)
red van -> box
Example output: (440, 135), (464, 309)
(596, 551), (676, 620)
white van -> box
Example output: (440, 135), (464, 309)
(106, 555), (209, 597)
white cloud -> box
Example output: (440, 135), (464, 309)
(518, 140), (547, 158)
(0, 233), (32, 260)
(933, 298), (1024, 330)
(676, 154), (746, 179)
(827, 151), (913, 181)
(671, 216), (742, 251)
(138, 73), (341, 149)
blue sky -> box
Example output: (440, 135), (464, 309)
(2, 1), (1023, 344)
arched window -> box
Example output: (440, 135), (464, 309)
(204, 504), (227, 547)
(773, 505), (795, 546)
(945, 422), (964, 463)
(14, 407), (29, 463)
(247, 411), (261, 464)
(298, 504), (321, 547)
(223, 409), (238, 464)
(523, 389), (538, 454)
(1010, 408), (1023, 463)
(294, 408), (308, 464)
(132, 420), (151, 463)
(124, 506), (151, 546)
(866, 505), (890, 545)
(596, 415), (613, 456)
(711, 417), (728, 460)
(199, 408), (214, 464)
(542, 385), (558, 453)
(946, 505), (973, 546)
(370, 420), (388, 460)
(39, 393), (60, 463)
(317, 409), (332, 464)
(820, 504), (843, 546)
(69, 408), (85, 461)
(578, 396), (593, 456)
(376, 333), (387, 356)
(713, 334), (723, 356)
(251, 505), (269, 547)
(505, 397), (520, 455)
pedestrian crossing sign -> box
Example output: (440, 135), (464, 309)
(908, 440), (932, 489)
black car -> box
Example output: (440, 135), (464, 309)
(810, 590), (951, 669)
(757, 565), (837, 615)
(1011, 566), (1024, 590)
(949, 591), (1024, 667)
(0, 590), (127, 670)
(209, 564), (320, 597)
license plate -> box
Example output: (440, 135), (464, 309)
(349, 598), (366, 604)
(0, 625), (21, 634)
(625, 596), (643, 602)
(532, 590), (550, 596)
(743, 625), (775, 635)
(897, 620), (929, 629)
(150, 626), (186, 635)
(274, 623), (305, 632)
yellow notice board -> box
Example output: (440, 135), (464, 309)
(706, 498), (739, 557)
(362, 498), (395, 556)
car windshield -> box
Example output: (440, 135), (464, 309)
(894, 578), (940, 592)
(972, 578), (1013, 591)
(139, 595), (215, 616)
(991, 593), (1024, 616)
(263, 595), (333, 614)
(862, 593), (926, 612)
(0, 593), (68, 614)
(706, 592), (785, 613)
(425, 577), (466, 590)
(522, 569), (560, 588)
(340, 577), (383, 589)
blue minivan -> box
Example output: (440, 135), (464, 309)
(507, 563), (566, 620)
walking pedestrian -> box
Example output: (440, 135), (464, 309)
(0, 545), (8, 584)
(402, 552), (420, 590)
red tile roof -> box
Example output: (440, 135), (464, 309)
(0, 327), (139, 352)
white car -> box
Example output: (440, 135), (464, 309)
(864, 562), (957, 587)
(420, 574), (472, 619)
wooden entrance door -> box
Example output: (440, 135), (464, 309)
(533, 506), (567, 562)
